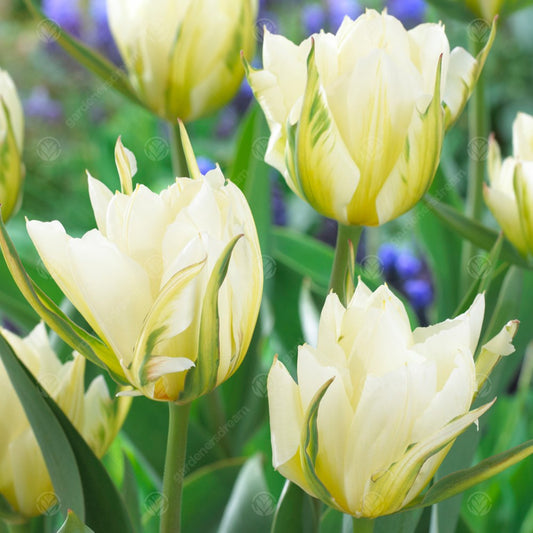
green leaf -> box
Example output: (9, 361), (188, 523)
(411, 440), (533, 509)
(271, 480), (317, 533)
(47, 392), (135, 533)
(22, 0), (141, 106)
(0, 332), (135, 532)
(218, 455), (272, 533)
(272, 228), (333, 292)
(0, 215), (126, 383)
(182, 457), (246, 533)
(423, 196), (531, 269)
(0, 331), (85, 521)
(0, 494), (24, 525)
(180, 235), (243, 402)
(453, 233), (505, 317)
(122, 454), (142, 533)
(57, 511), (95, 533)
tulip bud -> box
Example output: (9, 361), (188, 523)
(106, 0), (258, 122)
(0, 68), (24, 222)
(268, 281), (517, 518)
(484, 112), (533, 256)
(26, 131), (263, 403)
(466, 0), (504, 20)
(247, 9), (495, 226)
(0, 323), (128, 518)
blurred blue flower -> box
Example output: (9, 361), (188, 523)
(378, 243), (399, 273)
(403, 279), (433, 309)
(327, 0), (363, 31)
(387, 0), (426, 27)
(302, 4), (327, 35)
(197, 156), (217, 175)
(42, 0), (83, 37)
(271, 180), (288, 227)
(395, 250), (423, 279)
(24, 86), (63, 122)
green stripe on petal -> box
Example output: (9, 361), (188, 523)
(295, 41), (360, 224)
(369, 401), (494, 516)
(299, 376), (340, 510)
(179, 234), (243, 403)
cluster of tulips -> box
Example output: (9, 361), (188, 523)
(0, 1), (532, 532)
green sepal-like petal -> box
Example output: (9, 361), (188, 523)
(299, 377), (340, 511)
(0, 99), (23, 222)
(408, 439), (533, 510)
(513, 162), (533, 254)
(369, 401), (494, 517)
(179, 234), (243, 404)
(0, 214), (127, 384)
(295, 40), (360, 224)
(130, 259), (206, 396)
(444, 19), (497, 129)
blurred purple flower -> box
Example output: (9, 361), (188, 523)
(395, 250), (423, 279)
(24, 86), (63, 122)
(271, 180), (287, 227)
(302, 4), (327, 35)
(197, 156), (217, 175)
(403, 278), (434, 309)
(328, 0), (363, 31)
(387, 0), (426, 27)
(378, 243), (399, 273)
(42, 0), (83, 37)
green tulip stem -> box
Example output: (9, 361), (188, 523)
(160, 402), (191, 533)
(461, 32), (488, 293)
(329, 224), (363, 304)
(169, 123), (190, 179)
(352, 517), (375, 533)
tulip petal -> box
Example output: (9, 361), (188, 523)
(475, 320), (518, 393)
(295, 41), (360, 223)
(513, 112), (533, 160)
(114, 137), (136, 195)
(371, 400), (494, 515)
(374, 57), (444, 224)
(268, 358), (304, 470)
(513, 162), (533, 253)
(87, 175), (113, 235)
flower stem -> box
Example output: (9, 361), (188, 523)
(352, 517), (375, 533)
(169, 123), (189, 178)
(329, 224), (363, 304)
(160, 402), (191, 533)
(461, 33), (488, 293)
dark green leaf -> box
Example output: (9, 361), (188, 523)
(0, 332), (84, 521)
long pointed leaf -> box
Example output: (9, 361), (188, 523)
(423, 196), (531, 269)
(0, 332), (85, 520)
(22, 0), (141, 106)
(411, 440), (533, 509)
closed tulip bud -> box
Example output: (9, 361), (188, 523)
(247, 9), (494, 226)
(484, 112), (533, 256)
(0, 323), (128, 518)
(466, 0), (503, 20)
(268, 281), (517, 518)
(26, 133), (263, 403)
(106, 0), (258, 122)
(0, 69), (24, 222)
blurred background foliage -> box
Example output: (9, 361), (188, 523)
(0, 0), (532, 532)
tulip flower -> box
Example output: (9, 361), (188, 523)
(0, 323), (128, 518)
(247, 9), (495, 226)
(484, 112), (533, 257)
(106, 0), (258, 122)
(268, 281), (517, 518)
(0, 68), (24, 222)
(21, 131), (262, 403)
